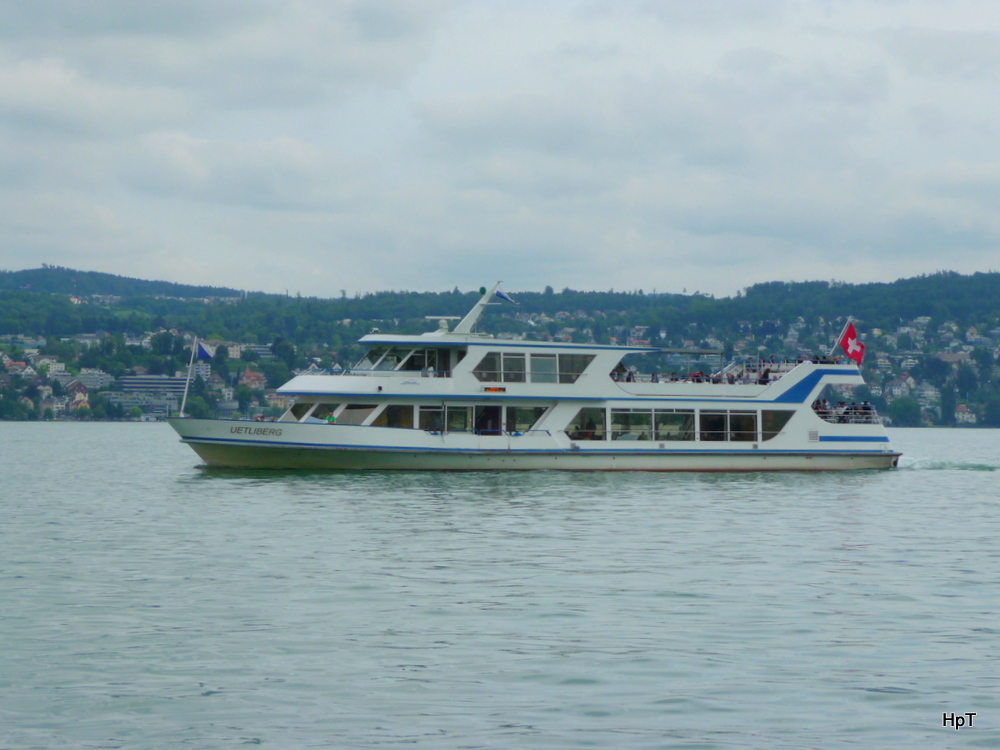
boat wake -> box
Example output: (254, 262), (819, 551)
(898, 457), (1000, 472)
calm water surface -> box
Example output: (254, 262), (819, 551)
(2, 424), (999, 749)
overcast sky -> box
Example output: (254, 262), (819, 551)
(2, 0), (999, 298)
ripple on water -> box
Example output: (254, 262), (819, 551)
(2, 423), (1000, 749)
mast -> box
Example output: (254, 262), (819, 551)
(452, 282), (504, 334)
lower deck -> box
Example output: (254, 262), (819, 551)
(169, 414), (900, 471)
(279, 398), (881, 446)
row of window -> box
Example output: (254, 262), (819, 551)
(355, 346), (465, 376)
(290, 402), (795, 442)
(473, 352), (595, 384)
(350, 347), (597, 385)
(566, 408), (794, 442)
(291, 401), (547, 435)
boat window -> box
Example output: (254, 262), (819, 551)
(419, 406), (444, 432)
(310, 403), (341, 422)
(474, 405), (503, 435)
(371, 405), (414, 429)
(506, 406), (547, 435)
(472, 352), (500, 382)
(559, 354), (595, 384)
(356, 347), (387, 371)
(761, 410), (794, 440)
(654, 410), (695, 441)
(502, 354), (526, 383)
(472, 351), (525, 383)
(374, 350), (403, 371)
(729, 411), (758, 442)
(425, 349), (440, 373)
(290, 402), (313, 421)
(611, 409), (653, 440)
(446, 406), (471, 432)
(337, 404), (378, 425)
(396, 349), (423, 371)
(566, 407), (606, 441)
(399, 348), (442, 374)
(699, 411), (728, 441)
(531, 354), (558, 384)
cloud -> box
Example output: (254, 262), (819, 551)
(1, 0), (1000, 297)
(875, 27), (1000, 81)
(127, 132), (333, 210)
(636, 0), (786, 29)
(0, 56), (189, 137)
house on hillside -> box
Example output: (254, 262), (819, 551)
(238, 367), (266, 390)
(66, 381), (90, 411)
(75, 368), (114, 390)
(66, 381), (89, 398)
(885, 372), (916, 401)
(267, 391), (292, 412)
(955, 404), (977, 424)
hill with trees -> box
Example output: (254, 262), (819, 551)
(3, 267), (1000, 344)
(0, 265), (242, 299)
(3, 266), (1000, 424)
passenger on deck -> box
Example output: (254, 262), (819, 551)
(835, 402), (847, 422)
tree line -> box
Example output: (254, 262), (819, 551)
(4, 267), (1000, 426)
(3, 268), (1000, 348)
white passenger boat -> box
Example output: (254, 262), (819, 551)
(168, 283), (901, 471)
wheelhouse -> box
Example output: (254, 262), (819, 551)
(352, 344), (465, 377)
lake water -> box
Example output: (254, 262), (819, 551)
(2, 424), (999, 749)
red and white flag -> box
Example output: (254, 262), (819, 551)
(839, 321), (865, 364)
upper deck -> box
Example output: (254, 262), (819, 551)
(278, 282), (867, 413)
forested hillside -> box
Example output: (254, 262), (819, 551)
(2, 267), (999, 346)
(3, 267), (1000, 425)
(0, 265), (241, 299)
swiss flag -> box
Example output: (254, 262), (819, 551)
(839, 321), (865, 364)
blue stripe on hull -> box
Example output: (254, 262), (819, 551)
(818, 435), (889, 443)
(181, 435), (895, 457)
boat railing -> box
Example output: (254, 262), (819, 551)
(342, 368), (452, 378)
(421, 427), (551, 437)
(814, 410), (881, 425)
(616, 356), (854, 385)
(614, 372), (771, 385)
(812, 396), (881, 424)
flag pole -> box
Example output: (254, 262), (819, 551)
(829, 318), (852, 358)
(179, 336), (198, 417)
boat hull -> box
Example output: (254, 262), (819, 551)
(168, 419), (900, 471)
